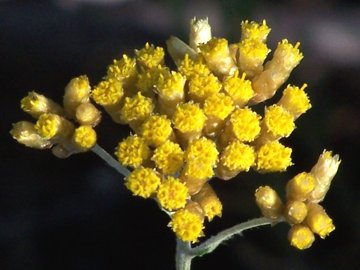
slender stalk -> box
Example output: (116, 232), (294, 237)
(91, 144), (130, 177)
(176, 239), (193, 270)
(190, 217), (285, 256)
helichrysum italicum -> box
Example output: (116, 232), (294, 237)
(11, 17), (340, 253)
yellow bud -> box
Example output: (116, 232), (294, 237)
(284, 200), (308, 224)
(241, 20), (271, 42)
(75, 103), (101, 126)
(115, 135), (150, 169)
(135, 42), (164, 69)
(255, 186), (283, 219)
(192, 183), (222, 221)
(286, 172), (316, 201)
(34, 113), (74, 141)
(277, 84), (311, 119)
(151, 140), (184, 175)
(125, 167), (161, 198)
(63, 75), (91, 117)
(306, 203), (335, 239)
(288, 224), (315, 250)
(10, 121), (52, 149)
(256, 141), (293, 172)
(156, 177), (188, 211)
(140, 115), (173, 147)
(72, 125), (97, 151)
(222, 72), (254, 107)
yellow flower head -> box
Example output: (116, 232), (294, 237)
(107, 54), (137, 80)
(136, 65), (169, 94)
(278, 84), (311, 118)
(115, 135), (150, 168)
(223, 72), (254, 107)
(199, 37), (229, 60)
(256, 141), (293, 172)
(120, 92), (154, 123)
(73, 125), (97, 150)
(140, 115), (173, 147)
(172, 102), (206, 133)
(203, 93), (234, 120)
(91, 78), (123, 106)
(230, 108), (261, 142)
(21, 91), (63, 118)
(220, 141), (255, 172)
(169, 208), (204, 243)
(155, 71), (185, 100)
(239, 38), (270, 60)
(288, 224), (315, 250)
(35, 113), (62, 139)
(275, 39), (303, 69)
(241, 20), (271, 42)
(185, 137), (218, 166)
(135, 42), (165, 69)
(152, 141), (184, 175)
(10, 121), (52, 149)
(188, 73), (222, 102)
(192, 183), (222, 221)
(125, 167), (161, 198)
(264, 104), (295, 138)
(156, 177), (188, 211)
(306, 203), (335, 239)
(286, 172), (316, 201)
(178, 54), (211, 78)
(182, 160), (214, 180)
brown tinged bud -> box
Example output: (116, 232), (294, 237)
(284, 200), (308, 224)
(255, 186), (283, 219)
(305, 203), (335, 239)
(286, 172), (316, 201)
(75, 103), (101, 126)
(10, 121), (52, 149)
(192, 183), (222, 221)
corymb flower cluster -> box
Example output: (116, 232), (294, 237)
(11, 18), (340, 248)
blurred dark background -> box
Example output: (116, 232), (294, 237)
(1, 0), (360, 269)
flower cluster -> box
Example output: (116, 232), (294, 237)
(11, 18), (340, 247)
(255, 151), (340, 249)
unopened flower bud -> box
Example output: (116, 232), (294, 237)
(255, 186), (283, 219)
(75, 103), (101, 126)
(288, 224), (315, 250)
(286, 172), (316, 201)
(192, 183), (222, 221)
(308, 150), (341, 203)
(189, 17), (212, 51)
(10, 121), (52, 149)
(306, 203), (335, 239)
(284, 200), (308, 224)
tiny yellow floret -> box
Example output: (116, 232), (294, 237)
(192, 184), (222, 221)
(91, 79), (123, 106)
(220, 141), (255, 171)
(140, 115), (173, 147)
(156, 177), (188, 211)
(239, 38), (270, 59)
(120, 92), (154, 123)
(185, 137), (219, 166)
(136, 65), (169, 95)
(264, 104), (295, 138)
(277, 39), (304, 67)
(223, 72), (254, 107)
(288, 224), (315, 250)
(203, 93), (234, 120)
(172, 103), (206, 133)
(169, 208), (204, 243)
(135, 42), (165, 69)
(35, 113), (62, 139)
(125, 167), (161, 198)
(107, 54), (137, 80)
(115, 135), (150, 168)
(230, 108), (261, 142)
(178, 54), (211, 78)
(306, 203), (335, 239)
(156, 71), (185, 100)
(152, 141), (184, 175)
(21, 91), (63, 118)
(73, 125), (97, 150)
(256, 141), (293, 172)
(188, 73), (222, 102)
(241, 20), (271, 42)
(278, 84), (311, 119)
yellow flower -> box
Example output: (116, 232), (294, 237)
(219, 141), (255, 172)
(125, 167), (161, 198)
(256, 141), (292, 172)
(115, 135), (150, 168)
(120, 92), (154, 123)
(155, 71), (185, 100)
(230, 108), (261, 142)
(169, 208), (204, 243)
(135, 42), (165, 69)
(21, 91), (63, 119)
(188, 73), (222, 102)
(10, 121), (52, 149)
(288, 224), (315, 250)
(91, 78), (123, 106)
(151, 141), (184, 175)
(73, 125), (97, 150)
(306, 203), (335, 239)
(241, 20), (271, 42)
(172, 102), (206, 134)
(140, 115), (173, 147)
(222, 72), (254, 107)
(185, 137), (218, 166)
(192, 183), (222, 221)
(277, 84), (311, 119)
(178, 54), (211, 78)
(203, 93), (234, 120)
(156, 177), (188, 211)
(34, 113), (74, 140)
(264, 104), (295, 138)
(107, 54), (137, 80)
(286, 172), (316, 201)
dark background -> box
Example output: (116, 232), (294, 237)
(1, 0), (360, 269)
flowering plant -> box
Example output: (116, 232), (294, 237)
(11, 18), (340, 270)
